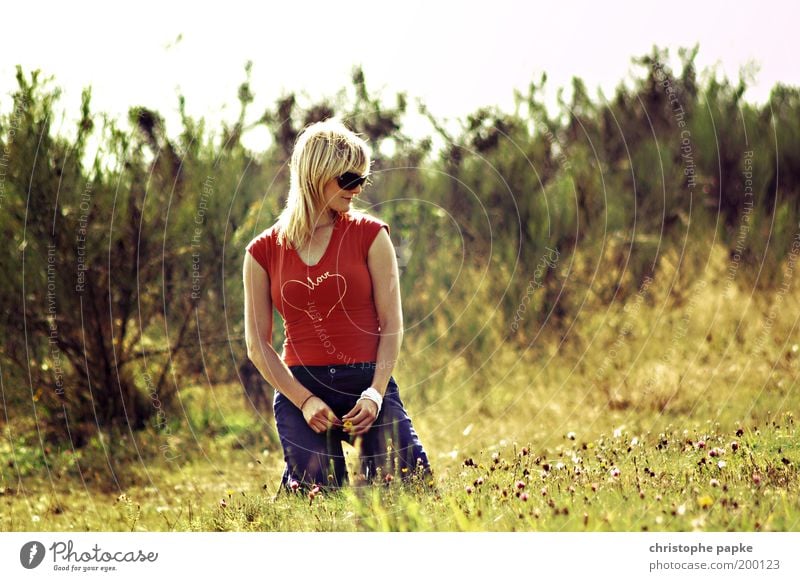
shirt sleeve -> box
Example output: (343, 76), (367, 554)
(246, 231), (271, 272)
(361, 215), (390, 257)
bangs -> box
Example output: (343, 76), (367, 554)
(328, 135), (370, 178)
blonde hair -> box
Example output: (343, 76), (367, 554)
(277, 118), (371, 248)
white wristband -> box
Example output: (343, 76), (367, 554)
(358, 387), (383, 415)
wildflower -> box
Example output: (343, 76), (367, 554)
(731, 441), (739, 452)
(610, 467), (620, 477)
(219, 498), (227, 509)
(31, 515), (41, 523)
(691, 516), (706, 530)
(752, 474), (761, 486)
(676, 504), (686, 516)
(521, 447), (529, 456)
(717, 460), (726, 469)
(709, 448), (724, 458)
(516, 481), (526, 490)
(567, 432), (576, 440)
(710, 478), (720, 487)
(541, 487), (548, 496)
(384, 474), (394, 483)
(697, 495), (713, 509)
(520, 492), (529, 502)
(465, 486), (473, 495)
(630, 437), (639, 446)
(290, 480), (300, 492)
(697, 440), (706, 449)
(476, 477), (484, 486)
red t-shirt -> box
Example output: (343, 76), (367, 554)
(246, 211), (390, 366)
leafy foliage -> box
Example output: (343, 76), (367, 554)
(1, 47), (799, 451)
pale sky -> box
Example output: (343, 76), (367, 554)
(2, 0), (798, 153)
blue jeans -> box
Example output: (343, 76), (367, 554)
(274, 362), (430, 490)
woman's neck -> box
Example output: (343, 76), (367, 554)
(311, 209), (338, 228)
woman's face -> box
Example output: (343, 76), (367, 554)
(321, 173), (364, 214)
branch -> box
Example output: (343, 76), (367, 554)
(153, 300), (196, 401)
(123, 335), (244, 363)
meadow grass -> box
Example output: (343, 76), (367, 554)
(2, 411), (796, 532)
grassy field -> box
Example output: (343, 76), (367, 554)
(2, 245), (799, 532)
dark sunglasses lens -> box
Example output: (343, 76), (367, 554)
(337, 172), (366, 190)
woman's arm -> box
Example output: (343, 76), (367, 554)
(342, 227), (403, 436)
(366, 227), (404, 394)
(243, 252), (341, 433)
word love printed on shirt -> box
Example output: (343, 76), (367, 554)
(280, 271), (348, 322)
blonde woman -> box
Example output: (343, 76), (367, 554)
(243, 118), (430, 490)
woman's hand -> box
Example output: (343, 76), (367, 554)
(301, 396), (342, 433)
(342, 399), (379, 437)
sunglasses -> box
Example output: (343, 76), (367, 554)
(336, 171), (369, 190)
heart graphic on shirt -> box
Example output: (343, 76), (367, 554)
(280, 271), (348, 321)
